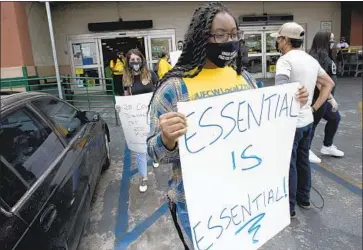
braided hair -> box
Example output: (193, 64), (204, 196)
(148, 2), (244, 110)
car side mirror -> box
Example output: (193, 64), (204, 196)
(83, 111), (100, 122)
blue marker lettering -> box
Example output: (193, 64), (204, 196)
(276, 186), (284, 202)
(268, 189), (274, 204)
(184, 112), (205, 154)
(241, 194), (252, 223)
(220, 101), (236, 140)
(231, 205), (241, 226)
(241, 145), (263, 171)
(279, 93), (289, 117)
(264, 93), (277, 121)
(220, 208), (232, 230)
(207, 215), (224, 240)
(274, 94), (281, 118)
(235, 213), (266, 244)
(289, 96), (298, 117)
(231, 151), (237, 171)
(199, 106), (223, 146)
(237, 101), (247, 132)
(193, 222), (213, 250)
(252, 193), (262, 211)
(247, 94), (265, 129)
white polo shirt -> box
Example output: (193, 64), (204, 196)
(276, 49), (326, 128)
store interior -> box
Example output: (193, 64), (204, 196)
(101, 37), (145, 67)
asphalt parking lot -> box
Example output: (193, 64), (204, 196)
(78, 76), (362, 250)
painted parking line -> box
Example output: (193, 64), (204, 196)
(115, 203), (168, 250)
(114, 145), (168, 250)
(311, 162), (362, 196)
(115, 146), (133, 238)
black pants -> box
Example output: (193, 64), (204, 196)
(113, 74), (123, 96)
(310, 101), (341, 148)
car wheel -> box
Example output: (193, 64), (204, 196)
(102, 133), (110, 171)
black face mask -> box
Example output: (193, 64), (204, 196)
(275, 41), (279, 51)
(129, 62), (141, 72)
(206, 41), (240, 68)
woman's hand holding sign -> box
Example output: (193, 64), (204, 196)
(160, 112), (188, 150)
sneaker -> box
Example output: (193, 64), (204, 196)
(139, 177), (148, 193)
(297, 200), (311, 210)
(153, 161), (159, 168)
(290, 211), (297, 219)
(320, 145), (344, 157)
(309, 150), (321, 163)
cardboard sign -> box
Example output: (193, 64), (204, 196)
(177, 83), (300, 250)
(115, 93), (152, 153)
(170, 50), (182, 67)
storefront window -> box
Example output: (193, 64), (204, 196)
(266, 55), (280, 73)
(74, 68), (100, 87)
(266, 33), (278, 53)
(244, 34), (262, 54)
(150, 38), (171, 60)
(72, 42), (98, 66)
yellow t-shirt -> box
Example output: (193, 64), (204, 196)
(110, 58), (124, 75)
(183, 66), (251, 101)
(158, 58), (172, 79)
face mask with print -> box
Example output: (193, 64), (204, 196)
(129, 62), (141, 72)
(206, 41), (240, 68)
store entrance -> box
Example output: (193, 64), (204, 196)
(241, 24), (307, 79)
(101, 37), (146, 67)
(101, 37), (146, 95)
(68, 29), (176, 93)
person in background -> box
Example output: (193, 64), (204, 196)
(104, 62), (113, 95)
(110, 52), (125, 95)
(177, 40), (184, 51)
(240, 39), (249, 68)
(157, 52), (172, 80)
(118, 49), (159, 192)
(147, 3), (309, 248)
(308, 31), (344, 163)
(272, 22), (335, 219)
(336, 37), (350, 49)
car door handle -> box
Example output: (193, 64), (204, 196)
(40, 204), (57, 232)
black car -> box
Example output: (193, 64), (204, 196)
(0, 91), (111, 250)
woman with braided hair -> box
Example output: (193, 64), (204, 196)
(147, 2), (309, 249)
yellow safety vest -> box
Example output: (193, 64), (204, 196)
(110, 58), (124, 75)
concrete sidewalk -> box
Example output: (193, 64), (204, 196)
(78, 76), (362, 250)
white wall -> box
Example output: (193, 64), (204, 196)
(25, 2), (53, 67)
(45, 1), (340, 67)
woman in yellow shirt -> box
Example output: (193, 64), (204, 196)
(147, 2), (309, 249)
(157, 52), (172, 80)
(110, 52), (125, 95)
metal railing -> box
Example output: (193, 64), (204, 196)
(0, 76), (119, 126)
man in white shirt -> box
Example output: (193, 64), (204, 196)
(271, 22), (335, 218)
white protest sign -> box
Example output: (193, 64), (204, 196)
(177, 83), (300, 250)
(170, 50), (182, 67)
(115, 93), (152, 153)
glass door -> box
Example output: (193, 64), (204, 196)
(264, 31), (280, 78)
(69, 38), (104, 92)
(244, 32), (264, 79)
(146, 34), (175, 72)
